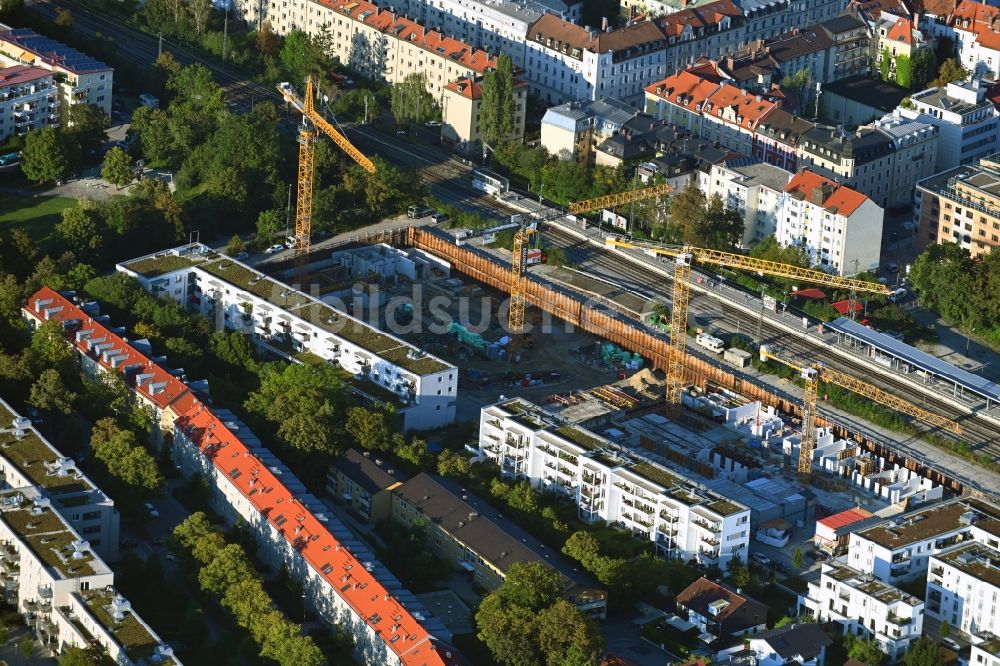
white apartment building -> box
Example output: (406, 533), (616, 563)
(927, 542), (1000, 640)
(0, 28), (112, 124)
(0, 65), (57, 142)
(0, 485), (176, 664)
(777, 169), (883, 275)
(799, 561), (923, 662)
(848, 498), (1000, 585)
(873, 113), (939, 206)
(921, 0), (1000, 79)
(479, 399), (751, 568)
(0, 399), (119, 564)
(973, 638), (1000, 666)
(541, 97), (640, 161)
(172, 403), (458, 666)
(525, 14), (668, 105)
(899, 79), (1000, 171)
(117, 245), (457, 431)
(697, 158), (793, 247)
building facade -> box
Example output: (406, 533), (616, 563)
(441, 76), (527, 155)
(479, 399), (751, 568)
(847, 498), (1000, 585)
(796, 125), (896, 206)
(117, 244), (457, 431)
(697, 157), (793, 246)
(872, 113), (939, 207)
(914, 154), (1000, 257)
(899, 79), (1000, 171)
(798, 560), (923, 662)
(541, 97), (642, 161)
(0, 29), (112, 124)
(676, 577), (768, 639)
(0, 65), (57, 142)
(926, 543), (1000, 640)
(327, 449), (404, 524)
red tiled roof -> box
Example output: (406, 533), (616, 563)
(321, 0), (497, 73)
(784, 170), (868, 217)
(23, 287), (198, 416)
(817, 507), (873, 530)
(176, 405), (458, 665)
(704, 83), (778, 129)
(950, 1), (1000, 50)
(645, 70), (721, 112)
(446, 78), (483, 100)
(656, 0), (741, 38)
(886, 17), (914, 44)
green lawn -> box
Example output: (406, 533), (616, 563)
(0, 193), (76, 244)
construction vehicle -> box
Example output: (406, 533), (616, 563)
(602, 237), (892, 408)
(276, 77), (376, 260)
(506, 183), (675, 336)
(758, 344), (962, 474)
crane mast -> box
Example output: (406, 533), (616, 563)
(277, 77), (376, 261)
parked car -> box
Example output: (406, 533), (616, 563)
(751, 553), (771, 567)
(144, 502), (160, 519)
(425, 120), (441, 128)
(431, 212), (449, 223)
(942, 637), (962, 652)
(265, 244), (284, 254)
(233, 252), (249, 261)
(888, 288), (908, 303)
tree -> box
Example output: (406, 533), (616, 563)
(481, 54), (516, 147)
(331, 89), (379, 124)
(476, 594), (540, 666)
(895, 54), (914, 89)
(390, 73), (438, 125)
(20, 127), (74, 183)
(346, 406), (392, 451)
(254, 22), (281, 57)
(58, 646), (111, 666)
(436, 449), (470, 477)
(496, 561), (563, 611)
(260, 620), (325, 666)
(780, 67), (812, 112)
(67, 103), (110, 155)
(257, 209), (284, 246)
(20, 633), (33, 661)
(880, 47), (892, 81)
(932, 57), (968, 88)
(30, 368), (76, 415)
(187, 0), (212, 35)
(279, 30), (326, 82)
(0, 0), (24, 19)
(55, 200), (104, 261)
(31, 319), (74, 368)
(845, 633), (887, 666)
(562, 531), (601, 570)
(903, 636), (944, 666)
(541, 160), (590, 205)
(91, 423), (163, 495)
(535, 600), (603, 666)
(702, 194), (745, 249)
(102, 146), (134, 189)
(938, 620), (951, 638)
(912, 48), (936, 89)
(226, 235), (247, 256)
(506, 480), (538, 514)
(792, 547), (804, 569)
(54, 8), (73, 36)
(130, 106), (173, 164)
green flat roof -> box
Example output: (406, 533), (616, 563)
(0, 405), (93, 494)
(706, 500), (744, 517)
(123, 254), (201, 278)
(79, 590), (166, 663)
(2, 506), (96, 578)
(553, 426), (604, 451)
(631, 462), (680, 490)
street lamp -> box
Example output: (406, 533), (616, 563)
(966, 326), (976, 357)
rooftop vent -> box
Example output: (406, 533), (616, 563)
(960, 510), (979, 526)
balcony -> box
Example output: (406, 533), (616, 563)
(886, 614), (911, 626)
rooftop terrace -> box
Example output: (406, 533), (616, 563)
(938, 543), (1000, 590)
(1, 504), (101, 579)
(858, 499), (1000, 549)
(0, 402), (93, 495)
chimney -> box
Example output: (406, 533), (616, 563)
(602, 16), (609, 31)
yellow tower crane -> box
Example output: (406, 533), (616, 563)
(506, 183), (675, 335)
(603, 237), (892, 408)
(276, 77), (376, 260)
(758, 345), (962, 474)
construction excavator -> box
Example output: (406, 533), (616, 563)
(758, 345), (961, 475)
(277, 77), (376, 262)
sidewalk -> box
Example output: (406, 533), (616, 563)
(909, 306), (1000, 382)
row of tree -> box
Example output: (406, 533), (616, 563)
(17, 104), (109, 182)
(173, 513), (327, 666)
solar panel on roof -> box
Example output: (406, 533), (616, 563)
(828, 317), (1000, 402)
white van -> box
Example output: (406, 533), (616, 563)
(696, 333), (725, 354)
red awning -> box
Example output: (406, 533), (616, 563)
(831, 299), (863, 315)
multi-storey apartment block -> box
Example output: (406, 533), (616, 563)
(927, 543), (1000, 639)
(0, 29), (112, 124)
(0, 398), (119, 564)
(873, 113), (939, 206)
(479, 399), (751, 568)
(541, 97), (641, 161)
(22, 286), (455, 664)
(923, 0), (1000, 79)
(117, 244), (457, 431)
(873, 16), (929, 83)
(796, 124), (899, 206)
(915, 154), (1000, 257)
(778, 169), (883, 275)
(327, 448), (405, 524)
(848, 498), (1000, 585)
(391, 473), (608, 617)
(0, 65), (57, 142)
(899, 79), (1000, 171)
(799, 560), (923, 662)
(0, 486), (177, 664)
(697, 157), (793, 246)
(22, 288), (199, 445)
(525, 14), (668, 105)
(441, 75), (527, 155)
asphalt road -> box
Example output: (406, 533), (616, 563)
(28, 0), (278, 113)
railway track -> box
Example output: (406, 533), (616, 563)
(543, 227), (1000, 455)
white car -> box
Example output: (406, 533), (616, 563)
(264, 244), (284, 254)
(144, 502), (160, 518)
(751, 553), (771, 567)
(888, 288), (908, 303)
